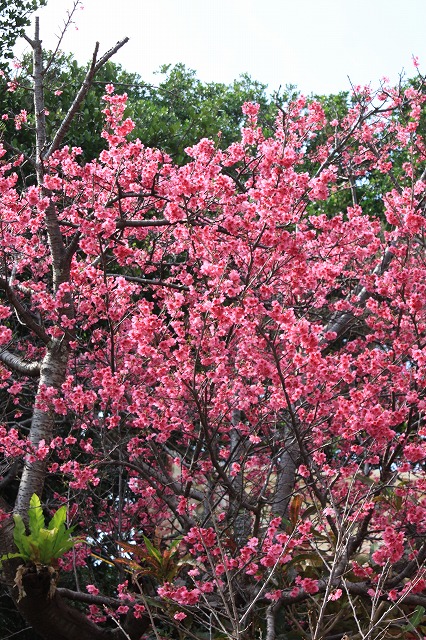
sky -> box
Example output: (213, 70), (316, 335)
(17, 0), (426, 96)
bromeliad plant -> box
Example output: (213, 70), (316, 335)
(115, 535), (189, 584)
(1, 494), (81, 568)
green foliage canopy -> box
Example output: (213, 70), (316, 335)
(1, 53), (275, 167)
(0, 0), (46, 64)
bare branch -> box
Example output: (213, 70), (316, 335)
(43, 1), (82, 76)
(93, 38), (130, 73)
(32, 16), (46, 183)
(116, 218), (171, 229)
(1, 141), (35, 167)
(106, 274), (189, 291)
(57, 588), (123, 608)
(322, 244), (396, 346)
(22, 33), (34, 47)
(0, 350), (41, 377)
(0, 278), (50, 345)
(44, 37), (129, 159)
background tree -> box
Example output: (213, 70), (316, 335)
(0, 0), (46, 64)
(1, 53), (274, 171)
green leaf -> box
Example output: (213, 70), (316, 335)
(28, 494), (45, 538)
(12, 514), (28, 557)
(51, 525), (71, 558)
(406, 605), (426, 631)
(28, 539), (41, 563)
(284, 551), (324, 571)
(142, 536), (162, 562)
(48, 504), (67, 531)
(8, 500), (80, 566)
(302, 505), (318, 520)
(0, 552), (24, 566)
(169, 537), (181, 552)
(38, 528), (58, 564)
(52, 537), (77, 559)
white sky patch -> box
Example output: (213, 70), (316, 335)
(15, 0), (426, 96)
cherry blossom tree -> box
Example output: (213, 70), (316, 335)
(0, 17), (426, 640)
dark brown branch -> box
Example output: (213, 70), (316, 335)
(185, 382), (257, 513)
(344, 579), (426, 607)
(386, 543), (426, 589)
(93, 39), (130, 74)
(1, 141), (35, 167)
(44, 38), (129, 159)
(58, 218), (171, 230)
(0, 460), (20, 490)
(0, 561), (135, 640)
(106, 192), (167, 206)
(57, 588), (123, 608)
(0, 278), (50, 345)
(63, 232), (82, 270)
(322, 244), (396, 346)
(0, 350), (41, 377)
(95, 458), (203, 503)
(115, 218), (171, 229)
(44, 200), (67, 290)
(106, 274), (188, 291)
(57, 589), (151, 640)
(43, 1), (81, 76)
